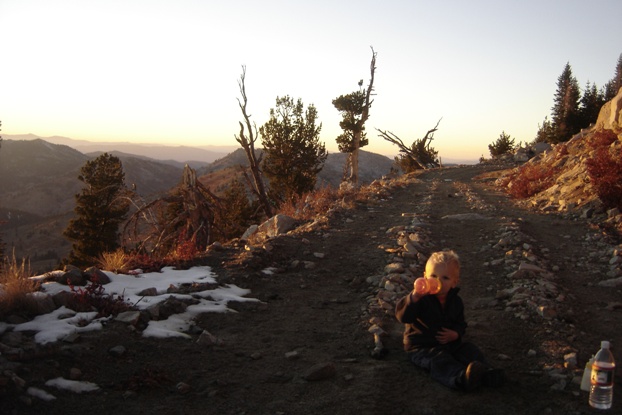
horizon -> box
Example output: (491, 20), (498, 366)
(1, 0), (620, 161)
(3, 133), (481, 164)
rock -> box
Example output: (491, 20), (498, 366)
(108, 345), (126, 357)
(69, 368), (82, 380)
(384, 263), (404, 274)
(196, 330), (222, 347)
(84, 267), (111, 284)
(597, 277), (622, 287)
(442, 213), (490, 220)
(564, 352), (578, 369)
(257, 214), (297, 238)
(176, 382), (191, 394)
(594, 86), (622, 133)
(137, 287), (158, 297)
(518, 262), (546, 272)
(61, 269), (87, 286)
(28, 292), (57, 315)
(302, 362), (336, 381)
(241, 225), (259, 240)
(115, 311), (141, 325)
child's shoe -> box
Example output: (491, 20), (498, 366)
(462, 361), (486, 392)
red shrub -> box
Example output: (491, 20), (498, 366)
(586, 146), (622, 210)
(587, 129), (618, 150)
(505, 163), (559, 199)
(126, 253), (168, 273)
(67, 279), (135, 318)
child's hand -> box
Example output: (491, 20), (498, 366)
(436, 328), (458, 344)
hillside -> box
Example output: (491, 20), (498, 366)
(3, 134), (233, 166)
(0, 139), (396, 271)
(2, 163), (621, 414)
(200, 147), (396, 190)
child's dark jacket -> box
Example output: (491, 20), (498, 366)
(395, 287), (467, 352)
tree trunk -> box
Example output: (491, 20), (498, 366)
(349, 47), (377, 186)
(235, 66), (273, 218)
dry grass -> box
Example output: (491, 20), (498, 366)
(97, 249), (132, 274)
(277, 185), (343, 220)
(0, 252), (40, 318)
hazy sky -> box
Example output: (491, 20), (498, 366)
(2, 0), (621, 161)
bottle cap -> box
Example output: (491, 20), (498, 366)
(601, 340), (610, 349)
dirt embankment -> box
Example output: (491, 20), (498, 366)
(3, 165), (621, 415)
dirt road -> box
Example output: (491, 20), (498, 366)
(5, 165), (621, 414)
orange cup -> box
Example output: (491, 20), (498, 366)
(414, 277), (442, 295)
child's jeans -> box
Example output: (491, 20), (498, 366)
(408, 342), (486, 389)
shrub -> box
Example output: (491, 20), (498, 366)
(98, 249), (132, 274)
(586, 129), (618, 150)
(126, 253), (168, 274)
(503, 163), (559, 199)
(586, 145), (622, 210)
(66, 278), (135, 318)
(488, 131), (516, 158)
(278, 185), (341, 220)
(0, 253), (40, 318)
(167, 233), (200, 263)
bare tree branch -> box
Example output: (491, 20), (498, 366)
(234, 66), (273, 218)
(376, 118), (442, 170)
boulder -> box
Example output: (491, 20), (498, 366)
(595, 87), (622, 133)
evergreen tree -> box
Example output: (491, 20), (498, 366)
(534, 116), (556, 144)
(64, 153), (130, 267)
(604, 53), (622, 101)
(333, 89), (369, 154)
(488, 131), (516, 158)
(332, 48), (377, 185)
(214, 178), (255, 240)
(551, 62), (581, 143)
(579, 81), (605, 128)
(260, 96), (327, 205)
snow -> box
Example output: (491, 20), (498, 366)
(2, 265), (260, 400)
(27, 387), (57, 401)
(8, 266), (258, 345)
(45, 377), (101, 393)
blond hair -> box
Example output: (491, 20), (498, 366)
(426, 250), (460, 272)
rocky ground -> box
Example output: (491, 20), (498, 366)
(2, 164), (622, 415)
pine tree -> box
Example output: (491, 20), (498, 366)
(534, 116), (556, 144)
(551, 62), (581, 143)
(604, 53), (622, 101)
(332, 48), (377, 185)
(63, 153), (130, 267)
(488, 131), (516, 158)
(260, 96), (327, 205)
(579, 81), (605, 128)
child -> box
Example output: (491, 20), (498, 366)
(395, 250), (502, 391)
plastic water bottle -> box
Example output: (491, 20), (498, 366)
(589, 340), (615, 409)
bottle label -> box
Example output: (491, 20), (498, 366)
(591, 366), (614, 386)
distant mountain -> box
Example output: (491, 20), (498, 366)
(3, 134), (235, 165)
(200, 148), (396, 188)
(0, 137), (396, 272)
(0, 139), (183, 217)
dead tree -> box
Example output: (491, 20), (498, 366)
(376, 118), (442, 170)
(350, 48), (377, 185)
(123, 165), (223, 255)
(235, 66), (273, 218)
